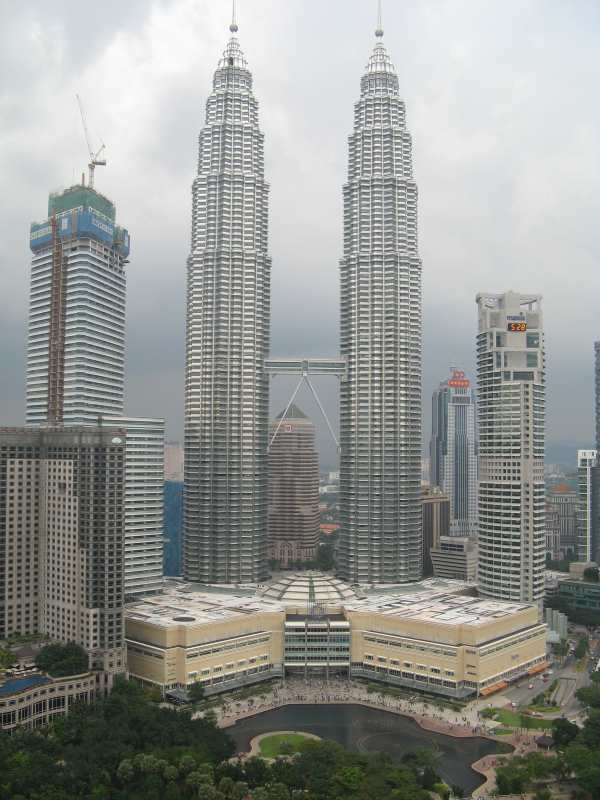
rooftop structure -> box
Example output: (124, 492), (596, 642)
(258, 572), (358, 605)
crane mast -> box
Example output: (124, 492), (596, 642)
(76, 93), (106, 189)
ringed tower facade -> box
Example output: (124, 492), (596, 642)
(339, 16), (423, 583)
(184, 14), (271, 582)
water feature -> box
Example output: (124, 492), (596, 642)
(228, 704), (512, 794)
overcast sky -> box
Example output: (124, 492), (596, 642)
(1, 0), (599, 468)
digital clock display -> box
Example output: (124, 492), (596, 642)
(507, 322), (527, 332)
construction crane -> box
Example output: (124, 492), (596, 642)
(76, 93), (106, 189)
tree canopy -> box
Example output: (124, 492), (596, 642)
(34, 642), (89, 677)
(0, 679), (451, 800)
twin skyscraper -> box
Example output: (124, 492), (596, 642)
(183, 12), (423, 584)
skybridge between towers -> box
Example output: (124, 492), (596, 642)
(265, 357), (346, 451)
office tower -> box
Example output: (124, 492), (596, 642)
(28, 184), (164, 598)
(28, 185), (129, 425)
(0, 426), (126, 687)
(430, 536), (478, 582)
(184, 17), (270, 583)
(338, 19), (422, 583)
(545, 500), (561, 560)
(267, 405), (320, 568)
(102, 416), (165, 597)
(577, 450), (598, 562)
(421, 488), (450, 577)
(165, 441), (184, 482)
(547, 484), (578, 559)
(476, 291), (545, 603)
(430, 368), (478, 536)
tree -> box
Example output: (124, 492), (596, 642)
(552, 717), (579, 748)
(179, 754), (197, 775)
(116, 758), (134, 783)
(577, 684), (600, 709)
(34, 642), (88, 676)
(189, 680), (206, 703)
(584, 567), (600, 583)
(575, 636), (590, 660)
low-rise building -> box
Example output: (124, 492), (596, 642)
(0, 671), (96, 732)
(125, 574), (547, 701)
(557, 578), (600, 615)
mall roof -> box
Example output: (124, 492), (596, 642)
(125, 574), (535, 631)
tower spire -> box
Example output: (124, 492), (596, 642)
(230, 0), (238, 33)
(375, 0), (384, 38)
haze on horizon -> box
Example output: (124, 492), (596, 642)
(1, 0), (599, 468)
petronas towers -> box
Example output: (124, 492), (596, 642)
(184, 24), (270, 583)
(338, 31), (422, 583)
(184, 13), (422, 585)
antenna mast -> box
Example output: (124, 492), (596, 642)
(230, 0), (238, 33)
(376, 0), (384, 37)
(76, 94), (106, 189)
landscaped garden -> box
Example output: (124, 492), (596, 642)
(489, 707), (553, 730)
(258, 732), (317, 758)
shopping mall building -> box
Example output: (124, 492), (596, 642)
(125, 573), (548, 701)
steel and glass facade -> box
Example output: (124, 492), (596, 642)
(338, 32), (422, 583)
(184, 33), (271, 582)
(430, 370), (478, 537)
(476, 292), (545, 604)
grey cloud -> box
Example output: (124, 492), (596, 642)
(1, 0), (599, 465)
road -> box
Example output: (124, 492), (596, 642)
(498, 637), (597, 720)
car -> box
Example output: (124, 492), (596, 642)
(511, 702), (517, 708)
(528, 683), (534, 689)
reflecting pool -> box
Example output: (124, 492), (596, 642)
(228, 704), (512, 794)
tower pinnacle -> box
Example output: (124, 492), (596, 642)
(375, 0), (384, 38)
(230, 0), (238, 33)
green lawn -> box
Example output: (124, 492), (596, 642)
(259, 733), (314, 758)
(493, 708), (552, 730)
(528, 705), (561, 714)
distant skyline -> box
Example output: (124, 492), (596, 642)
(2, 0), (600, 467)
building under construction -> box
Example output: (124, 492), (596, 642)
(28, 184), (130, 425)
(27, 184), (164, 599)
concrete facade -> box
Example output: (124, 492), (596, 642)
(476, 292), (545, 604)
(422, 488), (450, 577)
(0, 426), (127, 688)
(125, 578), (547, 700)
(430, 536), (478, 582)
(0, 672), (96, 732)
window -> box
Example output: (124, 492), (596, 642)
(513, 371), (534, 381)
(526, 353), (538, 368)
(526, 333), (539, 348)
